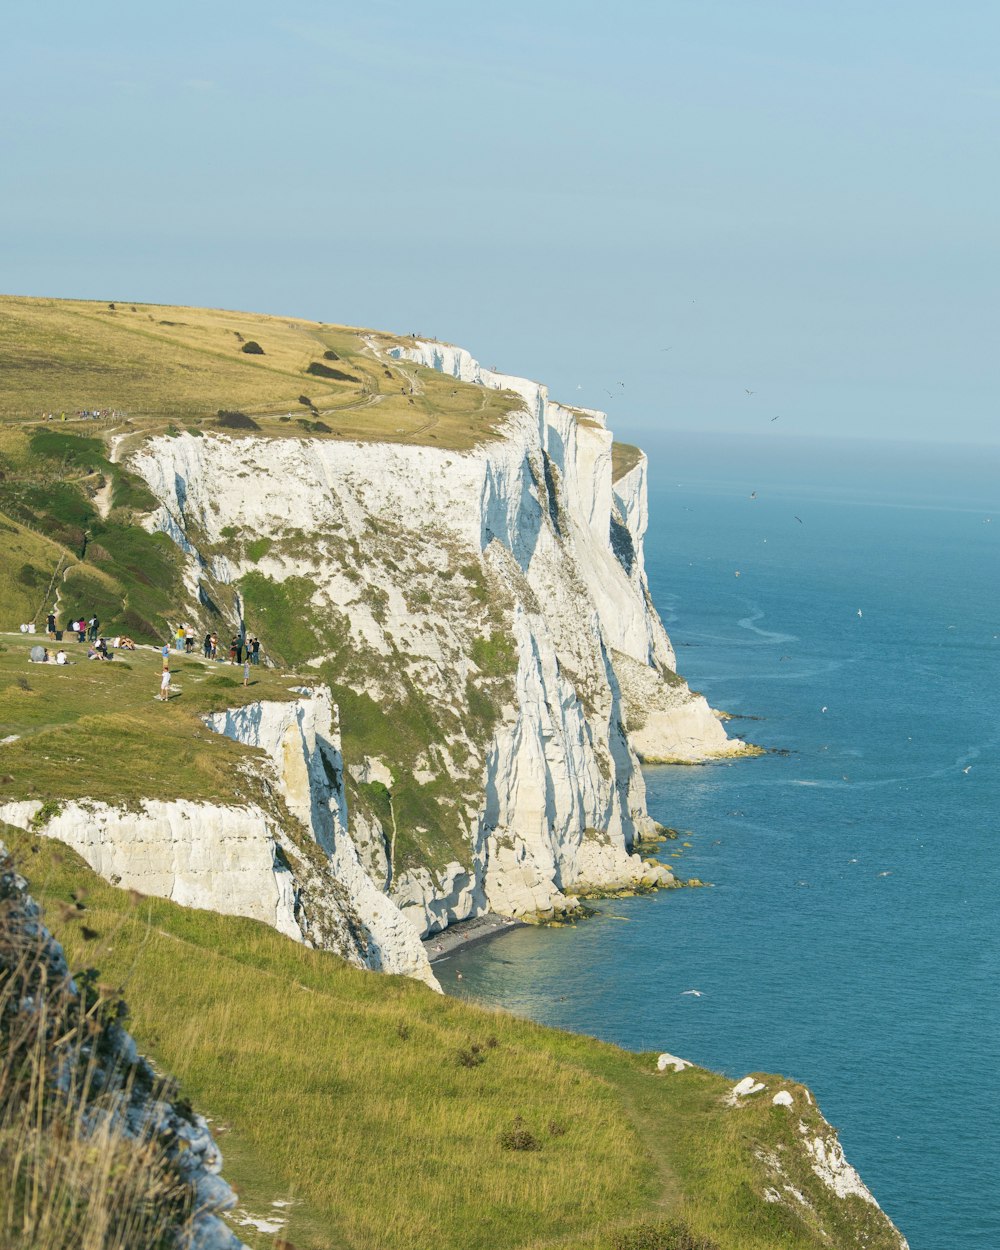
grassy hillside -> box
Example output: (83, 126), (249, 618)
(0, 295), (520, 450)
(0, 631), (304, 808)
(0, 826), (904, 1250)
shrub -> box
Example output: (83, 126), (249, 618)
(240, 340), (264, 355)
(216, 410), (260, 431)
(611, 1220), (720, 1250)
(499, 1117), (541, 1152)
(322, 349), (340, 360)
(298, 395), (315, 408)
(456, 1044), (486, 1068)
(305, 362), (360, 383)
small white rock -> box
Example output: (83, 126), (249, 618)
(773, 1090), (794, 1107)
(657, 1052), (692, 1072)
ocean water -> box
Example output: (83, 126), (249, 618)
(448, 433), (1000, 1250)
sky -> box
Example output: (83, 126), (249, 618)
(2, 1), (998, 445)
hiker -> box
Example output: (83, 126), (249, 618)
(229, 637), (238, 664)
(161, 640), (171, 663)
(47, 611), (56, 637)
(174, 626), (185, 652)
(235, 635), (244, 665)
(159, 664), (171, 702)
(203, 632), (212, 659)
(88, 615), (99, 642)
(250, 636), (260, 665)
(185, 626), (195, 653)
(76, 618), (86, 643)
(210, 632), (218, 660)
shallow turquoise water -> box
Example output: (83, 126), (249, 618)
(448, 434), (1000, 1250)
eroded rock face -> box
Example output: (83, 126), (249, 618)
(0, 687), (438, 990)
(62, 337), (749, 958)
(0, 851), (248, 1250)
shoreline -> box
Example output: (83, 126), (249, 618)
(422, 912), (524, 963)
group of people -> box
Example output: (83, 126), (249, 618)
(44, 611), (137, 658)
(171, 627), (262, 665)
(29, 645), (69, 665)
(158, 625), (264, 701)
(42, 408), (126, 422)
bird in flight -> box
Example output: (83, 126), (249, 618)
(857, 609), (863, 618)
(963, 766), (972, 774)
(771, 415), (780, 422)
(681, 989), (703, 997)
(745, 389), (755, 396)
(750, 491), (758, 500)
(794, 516), (803, 524)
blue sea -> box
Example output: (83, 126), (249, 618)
(449, 432), (1000, 1250)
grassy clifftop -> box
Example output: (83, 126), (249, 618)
(0, 295), (521, 450)
(1, 825), (905, 1250)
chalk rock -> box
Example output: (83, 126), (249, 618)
(727, 1076), (767, 1104)
(772, 1090), (794, 1107)
(657, 1052), (692, 1073)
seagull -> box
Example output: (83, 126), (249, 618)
(681, 989), (703, 997)
(962, 766), (972, 774)
(745, 389), (755, 396)
(750, 490), (758, 500)
(821, 706), (828, 713)
(877, 871), (892, 878)
(794, 515), (803, 524)
(661, 346), (673, 352)
(857, 609), (863, 617)
(771, 414), (780, 422)
(734, 570), (741, 577)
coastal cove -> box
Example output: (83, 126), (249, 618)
(446, 433), (1000, 1250)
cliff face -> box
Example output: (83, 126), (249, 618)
(6, 337), (745, 979)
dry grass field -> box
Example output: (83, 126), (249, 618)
(0, 295), (521, 451)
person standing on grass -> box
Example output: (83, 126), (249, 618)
(47, 611), (56, 637)
(251, 636), (260, 665)
(203, 632), (212, 659)
(243, 657), (251, 687)
(161, 640), (171, 663)
(159, 663), (171, 702)
(210, 632), (218, 660)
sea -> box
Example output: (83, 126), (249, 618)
(448, 431), (1000, 1250)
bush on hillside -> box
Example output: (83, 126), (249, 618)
(611, 1220), (721, 1250)
(240, 340), (264, 355)
(322, 349), (340, 360)
(305, 361), (359, 383)
(216, 410), (261, 431)
(499, 1116), (541, 1151)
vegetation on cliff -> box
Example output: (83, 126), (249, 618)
(0, 826), (905, 1250)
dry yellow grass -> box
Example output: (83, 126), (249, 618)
(0, 295), (522, 451)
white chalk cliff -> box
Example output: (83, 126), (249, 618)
(6, 338), (748, 981)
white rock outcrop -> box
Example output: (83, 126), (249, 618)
(0, 686), (437, 990)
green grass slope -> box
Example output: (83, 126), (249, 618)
(0, 632), (304, 808)
(0, 827), (904, 1250)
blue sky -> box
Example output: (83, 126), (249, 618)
(2, 1), (997, 444)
